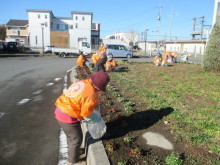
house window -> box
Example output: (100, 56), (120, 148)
(35, 36), (38, 45)
(38, 14), (40, 19)
(75, 23), (78, 28)
(45, 15), (47, 19)
(45, 22), (48, 27)
(57, 24), (68, 30)
(75, 16), (78, 20)
(70, 25), (73, 29)
(82, 16), (85, 21)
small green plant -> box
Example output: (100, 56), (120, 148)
(117, 97), (124, 102)
(107, 85), (114, 91)
(165, 152), (183, 165)
(123, 103), (133, 113)
(117, 162), (126, 165)
(123, 135), (134, 143)
(111, 91), (118, 97)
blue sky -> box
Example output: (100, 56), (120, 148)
(0, 0), (215, 40)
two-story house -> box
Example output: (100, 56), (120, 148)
(26, 9), (100, 49)
(6, 19), (29, 45)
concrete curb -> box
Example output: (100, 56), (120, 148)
(0, 53), (58, 58)
(70, 67), (110, 165)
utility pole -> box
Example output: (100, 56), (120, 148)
(41, 23), (45, 54)
(144, 29), (149, 56)
(156, 5), (163, 52)
(169, 9), (174, 41)
(200, 16), (205, 39)
(192, 17), (197, 40)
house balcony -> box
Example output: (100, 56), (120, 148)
(7, 29), (29, 37)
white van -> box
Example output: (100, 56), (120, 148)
(106, 44), (133, 58)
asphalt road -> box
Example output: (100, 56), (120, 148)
(0, 55), (202, 165)
(0, 56), (75, 165)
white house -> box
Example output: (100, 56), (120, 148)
(105, 32), (138, 46)
(26, 9), (98, 49)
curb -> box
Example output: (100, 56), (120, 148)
(0, 54), (58, 58)
(70, 67), (110, 165)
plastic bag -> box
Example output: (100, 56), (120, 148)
(86, 110), (106, 139)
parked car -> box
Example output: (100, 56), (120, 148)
(106, 44), (133, 58)
(45, 45), (55, 53)
(6, 42), (19, 52)
(0, 41), (3, 51)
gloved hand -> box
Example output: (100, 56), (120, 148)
(84, 111), (101, 124)
(94, 105), (100, 111)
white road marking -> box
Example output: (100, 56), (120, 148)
(0, 112), (6, 118)
(17, 99), (30, 105)
(58, 129), (68, 165)
(55, 78), (61, 81)
(58, 68), (73, 164)
(46, 83), (54, 86)
(32, 89), (43, 95)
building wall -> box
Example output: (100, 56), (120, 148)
(165, 43), (206, 54)
(51, 18), (72, 47)
(27, 10), (93, 49)
(105, 32), (138, 46)
(71, 13), (92, 49)
(50, 31), (69, 48)
(7, 28), (28, 36)
(28, 12), (51, 48)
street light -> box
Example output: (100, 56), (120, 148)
(144, 29), (149, 56)
(41, 23), (45, 54)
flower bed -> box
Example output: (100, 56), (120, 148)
(75, 63), (220, 165)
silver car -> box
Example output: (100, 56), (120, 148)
(106, 44), (133, 58)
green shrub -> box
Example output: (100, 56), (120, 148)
(202, 24), (220, 72)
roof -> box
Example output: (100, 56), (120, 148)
(26, 9), (54, 17)
(165, 40), (207, 44)
(6, 19), (28, 27)
(71, 11), (93, 15)
(55, 17), (72, 20)
(26, 9), (52, 13)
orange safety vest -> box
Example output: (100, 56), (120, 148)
(98, 45), (107, 54)
(55, 79), (98, 120)
(106, 59), (117, 67)
(165, 51), (172, 55)
(154, 56), (167, 65)
(91, 54), (102, 65)
(77, 54), (86, 66)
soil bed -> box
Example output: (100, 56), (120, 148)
(76, 62), (220, 165)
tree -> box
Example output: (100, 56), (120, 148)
(0, 25), (6, 40)
(202, 24), (220, 72)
